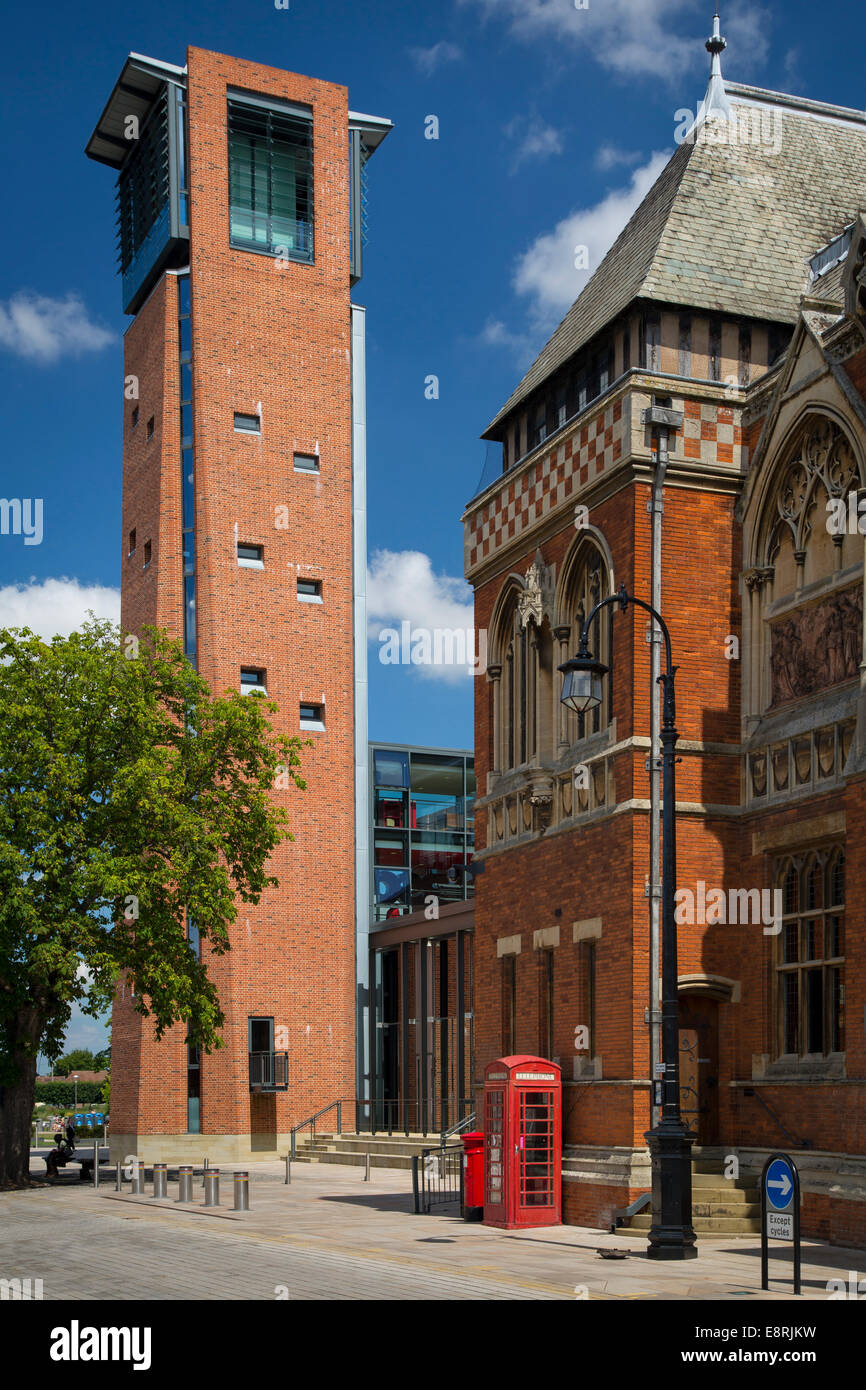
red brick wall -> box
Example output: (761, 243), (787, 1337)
(112, 48), (357, 1141)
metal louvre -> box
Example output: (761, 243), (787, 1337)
(116, 87), (171, 274)
(227, 98), (313, 261)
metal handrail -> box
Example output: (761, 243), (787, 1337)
(440, 1110), (476, 1149)
(289, 1100), (344, 1159)
(742, 1088), (813, 1149)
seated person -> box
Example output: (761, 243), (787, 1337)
(45, 1135), (74, 1179)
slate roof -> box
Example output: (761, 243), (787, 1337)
(484, 83), (866, 437)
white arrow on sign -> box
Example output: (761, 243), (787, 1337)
(768, 1173), (792, 1198)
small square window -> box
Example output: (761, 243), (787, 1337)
(146, 416), (155, 440)
(297, 578), (322, 602)
(128, 528), (136, 558)
(241, 667), (267, 695)
(237, 542), (264, 569)
(300, 702), (324, 729)
(131, 406), (139, 429)
(143, 539), (152, 568)
(234, 412), (261, 434)
(294, 452), (319, 473)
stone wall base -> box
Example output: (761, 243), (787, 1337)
(108, 1134), (291, 1165)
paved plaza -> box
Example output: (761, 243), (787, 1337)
(2, 1160), (864, 1301)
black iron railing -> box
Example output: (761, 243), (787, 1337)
(412, 1144), (464, 1215)
(248, 1051), (289, 1091)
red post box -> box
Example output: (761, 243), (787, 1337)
(483, 1056), (562, 1229)
(461, 1131), (484, 1220)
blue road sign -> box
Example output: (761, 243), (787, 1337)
(765, 1156), (795, 1211)
(74, 1113), (84, 1126)
(85, 1113), (95, 1125)
(95, 1112), (104, 1124)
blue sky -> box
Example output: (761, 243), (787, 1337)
(1, 0), (862, 1053)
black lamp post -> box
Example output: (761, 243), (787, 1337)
(559, 582), (696, 1260)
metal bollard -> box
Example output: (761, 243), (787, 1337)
(203, 1168), (220, 1207)
(233, 1171), (250, 1212)
(201, 1156), (208, 1188)
(364, 1152), (371, 1182)
(152, 1163), (168, 1199)
(177, 1165), (194, 1203)
(93, 1143), (100, 1189)
(132, 1160), (145, 1195)
(115, 1161), (123, 1192)
(284, 1155), (291, 1185)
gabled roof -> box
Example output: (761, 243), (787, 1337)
(484, 83), (866, 437)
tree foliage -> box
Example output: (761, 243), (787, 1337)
(0, 619), (306, 1184)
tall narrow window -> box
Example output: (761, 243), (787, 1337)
(540, 950), (554, 1059)
(187, 1045), (200, 1133)
(501, 955), (516, 1056)
(678, 315), (691, 376)
(775, 848), (845, 1057)
(738, 325), (752, 388)
(709, 318), (722, 382)
(228, 95), (314, 261)
(643, 314), (661, 371)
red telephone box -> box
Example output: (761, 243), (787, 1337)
(483, 1056), (562, 1229)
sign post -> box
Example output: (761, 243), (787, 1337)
(760, 1152), (801, 1295)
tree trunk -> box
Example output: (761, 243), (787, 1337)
(0, 1007), (43, 1187)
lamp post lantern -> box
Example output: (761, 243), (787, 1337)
(559, 582), (696, 1260)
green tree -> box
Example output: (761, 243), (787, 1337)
(0, 620), (305, 1186)
(52, 1048), (99, 1074)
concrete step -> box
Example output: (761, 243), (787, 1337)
(293, 1133), (448, 1158)
(628, 1214), (761, 1234)
(291, 1149), (415, 1170)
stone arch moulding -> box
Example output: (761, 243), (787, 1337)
(678, 973), (740, 1004)
(554, 524), (616, 632)
(487, 572), (528, 668)
(746, 405), (866, 573)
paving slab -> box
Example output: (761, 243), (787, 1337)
(3, 1161), (864, 1301)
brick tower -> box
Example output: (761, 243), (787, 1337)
(86, 48), (390, 1162)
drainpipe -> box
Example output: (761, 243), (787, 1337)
(642, 402), (683, 1128)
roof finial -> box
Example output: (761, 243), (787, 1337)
(705, 5), (727, 79)
(699, 4), (733, 123)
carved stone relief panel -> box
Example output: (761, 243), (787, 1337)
(770, 586), (862, 707)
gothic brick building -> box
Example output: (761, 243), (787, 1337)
(464, 27), (866, 1244)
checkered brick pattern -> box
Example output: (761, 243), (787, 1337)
(467, 400), (625, 570)
(681, 398), (741, 466)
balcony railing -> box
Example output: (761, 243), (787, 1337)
(248, 1051), (289, 1092)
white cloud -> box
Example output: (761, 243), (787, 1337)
(0, 578), (120, 640)
(504, 113), (564, 172)
(478, 316), (536, 365)
(513, 149), (671, 334)
(367, 550), (477, 683)
(461, 0), (772, 81)
(0, 292), (114, 364)
(595, 143), (641, 171)
(409, 40), (464, 74)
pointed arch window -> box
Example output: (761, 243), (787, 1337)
(566, 544), (612, 741)
(774, 848), (845, 1058)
